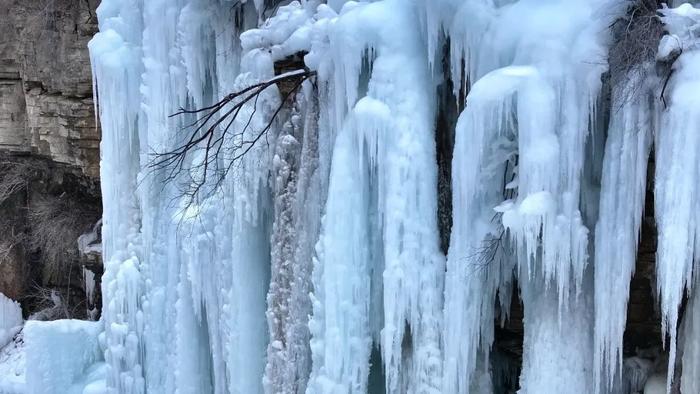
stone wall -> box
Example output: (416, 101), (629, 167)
(0, 0), (100, 178)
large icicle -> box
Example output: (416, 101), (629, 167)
(307, 115), (373, 394)
(89, 1), (146, 391)
(519, 266), (596, 393)
(307, 1), (444, 392)
(443, 66), (521, 393)
(593, 77), (654, 391)
(681, 281), (700, 393)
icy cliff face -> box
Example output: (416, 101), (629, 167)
(82, 0), (700, 393)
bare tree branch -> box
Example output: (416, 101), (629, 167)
(150, 69), (316, 206)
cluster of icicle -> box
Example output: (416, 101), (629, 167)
(85, 0), (700, 393)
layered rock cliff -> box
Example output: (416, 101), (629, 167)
(0, 0), (100, 176)
(0, 0), (101, 317)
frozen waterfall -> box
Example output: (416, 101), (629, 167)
(15, 0), (700, 393)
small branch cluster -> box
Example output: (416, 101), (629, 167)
(463, 141), (518, 272)
(608, 0), (665, 98)
(27, 285), (85, 321)
(469, 228), (507, 271)
(150, 69), (316, 204)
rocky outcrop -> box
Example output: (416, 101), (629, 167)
(0, 0), (102, 318)
(0, 0), (100, 178)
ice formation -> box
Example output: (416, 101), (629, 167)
(654, 5), (700, 392)
(0, 294), (21, 350)
(5, 0), (700, 393)
(593, 75), (655, 390)
(24, 320), (104, 394)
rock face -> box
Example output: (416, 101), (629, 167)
(0, 0), (102, 317)
(0, 0), (100, 178)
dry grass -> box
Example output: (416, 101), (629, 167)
(27, 194), (98, 283)
(0, 232), (24, 266)
(0, 155), (101, 320)
(0, 161), (39, 205)
(0, 161), (35, 266)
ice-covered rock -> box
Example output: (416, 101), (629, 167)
(24, 319), (103, 394)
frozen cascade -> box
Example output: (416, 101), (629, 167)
(14, 0), (691, 393)
(654, 4), (700, 391)
(433, 0), (612, 392)
(90, 0), (274, 393)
